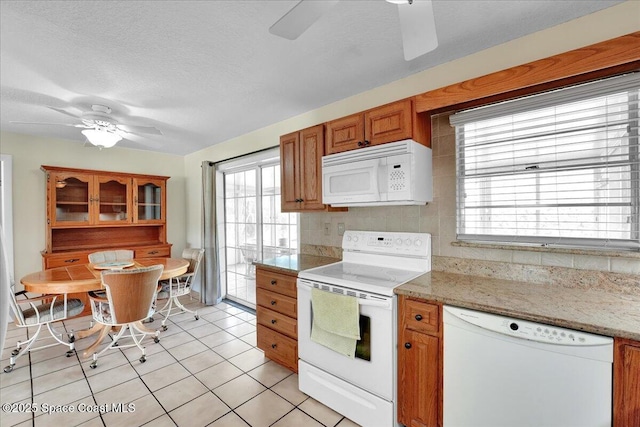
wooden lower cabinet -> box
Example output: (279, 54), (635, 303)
(614, 338), (640, 427)
(255, 266), (298, 372)
(398, 296), (442, 427)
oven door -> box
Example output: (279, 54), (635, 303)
(322, 158), (381, 205)
(297, 278), (397, 400)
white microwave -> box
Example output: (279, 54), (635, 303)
(322, 139), (432, 207)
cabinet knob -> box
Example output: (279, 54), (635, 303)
(271, 343), (277, 349)
(149, 251), (159, 255)
(415, 314), (423, 321)
(357, 141), (364, 147)
(65, 258), (79, 263)
(270, 300), (276, 305)
(364, 140), (371, 146)
(270, 280), (277, 285)
(404, 342), (412, 349)
(271, 319), (277, 324)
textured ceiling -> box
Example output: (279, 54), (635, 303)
(0, 0), (625, 155)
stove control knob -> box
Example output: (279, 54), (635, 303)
(414, 239), (422, 247)
(396, 238), (402, 245)
(405, 238), (412, 246)
(353, 236), (359, 242)
(346, 235), (352, 241)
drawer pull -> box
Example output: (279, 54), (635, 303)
(415, 314), (423, 321)
(270, 300), (277, 306)
(148, 250), (159, 255)
(271, 319), (277, 324)
(270, 279), (277, 285)
(405, 342), (412, 349)
(65, 259), (79, 263)
(271, 343), (277, 349)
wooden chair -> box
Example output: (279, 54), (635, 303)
(157, 248), (204, 330)
(87, 265), (163, 369)
(88, 249), (134, 264)
(4, 286), (84, 373)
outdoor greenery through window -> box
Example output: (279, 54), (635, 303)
(451, 73), (640, 250)
(220, 148), (298, 308)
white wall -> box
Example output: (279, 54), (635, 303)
(182, 1), (640, 252)
(0, 132), (187, 282)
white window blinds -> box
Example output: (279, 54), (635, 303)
(450, 73), (640, 250)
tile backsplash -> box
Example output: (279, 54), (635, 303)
(300, 113), (640, 283)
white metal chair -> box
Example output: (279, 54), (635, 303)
(87, 264), (163, 369)
(156, 248), (204, 330)
(4, 286), (84, 373)
(88, 249), (134, 264)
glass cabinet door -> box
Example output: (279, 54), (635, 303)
(134, 178), (164, 223)
(96, 176), (130, 224)
(51, 173), (91, 225)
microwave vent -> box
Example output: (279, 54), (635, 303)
(390, 168), (407, 192)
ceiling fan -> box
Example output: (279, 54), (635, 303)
(269, 0), (438, 61)
(10, 104), (162, 149)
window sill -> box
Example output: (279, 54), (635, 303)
(451, 240), (640, 259)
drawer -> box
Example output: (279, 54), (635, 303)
(257, 324), (297, 373)
(256, 269), (297, 298)
(403, 299), (439, 335)
(257, 306), (297, 339)
(257, 288), (297, 317)
(135, 246), (171, 258)
(44, 253), (89, 269)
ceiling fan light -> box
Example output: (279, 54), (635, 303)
(81, 129), (122, 149)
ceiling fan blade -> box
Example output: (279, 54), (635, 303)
(269, 0), (339, 40)
(47, 106), (81, 119)
(116, 124), (163, 135)
(398, 0), (438, 61)
(9, 121), (87, 128)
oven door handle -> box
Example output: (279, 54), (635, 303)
(357, 298), (391, 308)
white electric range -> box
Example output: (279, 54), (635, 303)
(297, 230), (432, 427)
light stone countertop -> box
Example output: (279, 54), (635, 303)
(396, 271), (640, 341)
(254, 254), (340, 275)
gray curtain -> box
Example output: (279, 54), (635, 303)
(0, 224), (11, 351)
(201, 161), (222, 305)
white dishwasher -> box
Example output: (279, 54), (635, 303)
(443, 305), (613, 427)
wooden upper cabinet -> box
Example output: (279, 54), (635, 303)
(133, 177), (166, 224)
(280, 124), (329, 212)
(325, 113), (365, 154)
(326, 99), (419, 155)
(280, 132), (301, 212)
(365, 99), (413, 145)
(614, 338), (640, 427)
(47, 171), (132, 226)
(298, 126), (325, 210)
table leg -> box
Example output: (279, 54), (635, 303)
(133, 321), (159, 334)
(75, 322), (103, 340)
(82, 326), (111, 359)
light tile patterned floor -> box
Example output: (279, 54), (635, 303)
(0, 297), (361, 427)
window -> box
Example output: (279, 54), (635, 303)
(451, 73), (640, 250)
(219, 148), (298, 307)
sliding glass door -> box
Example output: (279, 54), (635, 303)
(221, 149), (298, 308)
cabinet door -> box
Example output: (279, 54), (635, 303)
(614, 338), (640, 427)
(94, 175), (131, 224)
(49, 172), (93, 226)
(398, 329), (440, 427)
(280, 132), (300, 212)
(299, 124), (325, 210)
(365, 99), (413, 146)
(133, 178), (165, 223)
(325, 113), (364, 155)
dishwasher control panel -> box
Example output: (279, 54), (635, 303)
(444, 306), (613, 346)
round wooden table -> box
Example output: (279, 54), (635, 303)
(20, 258), (189, 357)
